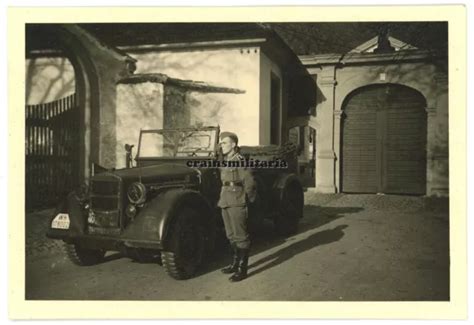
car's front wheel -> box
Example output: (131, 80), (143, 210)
(161, 207), (206, 280)
(63, 242), (106, 266)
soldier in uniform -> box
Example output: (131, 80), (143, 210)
(218, 131), (257, 282)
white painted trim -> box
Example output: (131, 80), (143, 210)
(300, 49), (442, 66)
(350, 36), (418, 53)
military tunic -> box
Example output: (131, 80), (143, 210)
(218, 151), (257, 249)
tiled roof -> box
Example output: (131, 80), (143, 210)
(117, 73), (245, 94)
(79, 23), (272, 47)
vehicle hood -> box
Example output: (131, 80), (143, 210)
(100, 163), (197, 184)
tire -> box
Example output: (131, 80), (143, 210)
(63, 242), (106, 266)
(274, 180), (304, 236)
(161, 207), (206, 280)
(248, 176), (267, 235)
(247, 200), (264, 235)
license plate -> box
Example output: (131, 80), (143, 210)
(52, 213), (70, 229)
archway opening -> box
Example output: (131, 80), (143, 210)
(26, 24), (98, 209)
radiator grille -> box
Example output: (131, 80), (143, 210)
(89, 176), (121, 231)
(91, 180), (120, 196)
(91, 197), (119, 211)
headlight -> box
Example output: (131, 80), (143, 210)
(125, 204), (137, 220)
(127, 182), (147, 204)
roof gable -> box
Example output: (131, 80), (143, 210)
(350, 36), (417, 53)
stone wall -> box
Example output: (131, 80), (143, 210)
(163, 85), (189, 128)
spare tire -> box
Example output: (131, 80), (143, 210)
(274, 180), (304, 236)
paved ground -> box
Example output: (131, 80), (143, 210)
(25, 193), (449, 301)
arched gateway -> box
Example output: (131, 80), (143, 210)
(341, 84), (427, 195)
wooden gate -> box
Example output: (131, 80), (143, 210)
(341, 84), (427, 195)
(26, 94), (80, 209)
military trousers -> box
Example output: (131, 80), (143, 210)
(221, 206), (251, 249)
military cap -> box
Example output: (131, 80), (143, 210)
(220, 131), (239, 145)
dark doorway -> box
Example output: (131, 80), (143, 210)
(270, 72), (281, 145)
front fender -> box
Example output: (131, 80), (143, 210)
(122, 189), (214, 250)
(46, 191), (87, 239)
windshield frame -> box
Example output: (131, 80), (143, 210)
(136, 126), (220, 159)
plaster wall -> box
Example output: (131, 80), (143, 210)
(129, 47), (260, 146)
(185, 91), (247, 135)
(25, 57), (75, 105)
(114, 81), (247, 168)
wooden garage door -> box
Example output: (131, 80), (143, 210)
(341, 84), (427, 195)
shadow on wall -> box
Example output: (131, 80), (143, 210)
(164, 85), (190, 128)
(129, 48), (260, 146)
(316, 84), (327, 106)
(185, 92), (231, 128)
(25, 56), (76, 105)
(134, 50), (257, 85)
(307, 84), (326, 116)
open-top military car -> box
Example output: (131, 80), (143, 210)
(47, 126), (304, 279)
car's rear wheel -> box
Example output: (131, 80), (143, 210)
(161, 207), (206, 280)
(274, 180), (304, 236)
(63, 242), (106, 266)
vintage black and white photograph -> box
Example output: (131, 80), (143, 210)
(22, 18), (452, 303)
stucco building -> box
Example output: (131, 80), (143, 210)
(112, 24), (315, 149)
(25, 23), (316, 207)
(297, 36), (448, 196)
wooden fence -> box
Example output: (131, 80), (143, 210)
(26, 94), (80, 209)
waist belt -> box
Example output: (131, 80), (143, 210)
(223, 181), (243, 187)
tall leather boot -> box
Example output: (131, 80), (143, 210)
(221, 243), (239, 274)
(229, 248), (249, 282)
